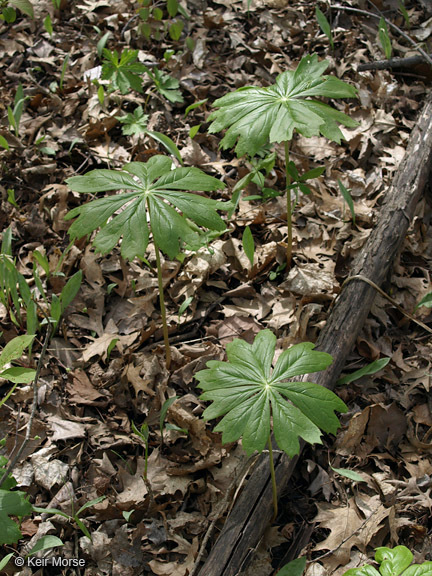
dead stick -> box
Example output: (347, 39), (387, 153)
(357, 54), (432, 72)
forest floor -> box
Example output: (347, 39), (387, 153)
(1, 0), (432, 575)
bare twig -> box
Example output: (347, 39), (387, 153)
(357, 54), (432, 72)
(340, 274), (432, 335)
(330, 3), (432, 68)
(0, 324), (52, 488)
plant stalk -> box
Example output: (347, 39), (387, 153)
(268, 434), (278, 523)
(284, 140), (293, 269)
(154, 241), (171, 370)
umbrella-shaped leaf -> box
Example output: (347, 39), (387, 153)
(208, 53), (357, 158)
(196, 329), (346, 458)
(65, 155), (227, 261)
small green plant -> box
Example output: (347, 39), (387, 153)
(0, 229), (82, 335)
(415, 292), (432, 310)
(277, 557), (306, 576)
(0, 335), (36, 405)
(195, 329), (347, 520)
(138, 0), (188, 43)
(0, 487), (33, 545)
(233, 146), (278, 202)
(337, 357), (390, 386)
(32, 497), (105, 541)
(378, 17), (392, 59)
(132, 421), (150, 480)
(0, 0), (34, 23)
(116, 105), (182, 162)
(100, 48), (183, 103)
(242, 225), (254, 268)
(398, 0), (410, 29)
(208, 53), (357, 268)
(7, 83), (27, 138)
(343, 545), (432, 576)
(0, 230), (38, 334)
(101, 48), (148, 94)
(338, 179), (356, 224)
(65, 155), (227, 369)
(315, 6), (334, 50)
(145, 66), (183, 103)
(0, 335), (36, 546)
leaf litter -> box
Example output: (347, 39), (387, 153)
(0, 0), (431, 574)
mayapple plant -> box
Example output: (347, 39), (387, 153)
(195, 329), (347, 520)
(208, 53), (358, 268)
(65, 155), (227, 369)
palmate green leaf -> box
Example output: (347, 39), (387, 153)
(196, 329), (347, 458)
(65, 155), (226, 261)
(208, 53), (358, 157)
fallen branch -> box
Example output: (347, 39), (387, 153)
(196, 90), (432, 576)
(357, 54), (432, 73)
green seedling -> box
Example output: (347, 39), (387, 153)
(208, 53), (357, 268)
(330, 466), (365, 482)
(116, 105), (182, 162)
(0, 134), (9, 150)
(337, 357), (390, 386)
(159, 396), (187, 444)
(242, 225), (254, 268)
(0, 488), (33, 545)
(0, 0), (34, 22)
(65, 155), (227, 369)
(26, 535), (64, 556)
(46, 270), (82, 333)
(398, 0), (410, 29)
(7, 83), (27, 137)
(100, 48), (183, 103)
(138, 0), (189, 43)
(43, 13), (53, 34)
(269, 262), (286, 281)
(0, 335), (36, 408)
(196, 329), (346, 520)
(277, 557), (307, 576)
(338, 179), (356, 224)
(0, 336), (36, 546)
(0, 230), (37, 334)
(315, 6), (334, 50)
(343, 545), (432, 576)
(184, 99), (208, 118)
(286, 161), (326, 206)
(145, 66), (183, 104)
(234, 146), (277, 203)
(378, 17), (392, 59)
(96, 31), (111, 58)
(0, 229), (81, 336)
(101, 48), (148, 94)
(132, 421), (150, 480)
(0, 455), (63, 553)
(415, 292), (432, 310)
(33, 496), (105, 541)
(178, 296), (193, 322)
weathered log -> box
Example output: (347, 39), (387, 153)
(197, 91), (432, 576)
